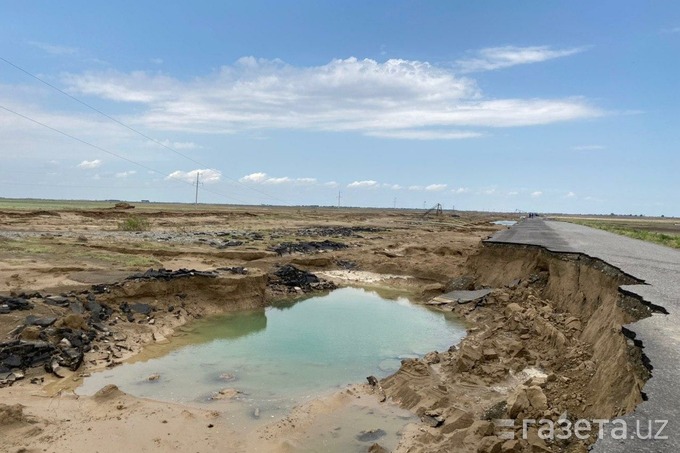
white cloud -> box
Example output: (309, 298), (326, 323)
(150, 58), (164, 65)
(531, 191), (543, 198)
(240, 172), (318, 185)
(573, 144), (605, 151)
(407, 184), (448, 192)
(62, 56), (600, 139)
(382, 183), (402, 190)
(149, 139), (201, 150)
(324, 181), (339, 188)
(347, 180), (379, 189)
(366, 130), (482, 140)
(28, 41), (79, 56)
(166, 168), (221, 184)
(240, 172), (268, 183)
(115, 170), (137, 178)
(507, 191), (519, 196)
(565, 191), (576, 198)
(263, 176), (292, 185)
(77, 159), (102, 169)
(452, 187), (471, 194)
(457, 46), (585, 73)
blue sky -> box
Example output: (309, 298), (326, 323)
(1, 1), (678, 214)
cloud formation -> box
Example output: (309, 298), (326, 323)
(407, 184), (449, 192)
(239, 172), (317, 185)
(347, 180), (379, 189)
(77, 159), (102, 169)
(166, 168), (221, 184)
(456, 46), (585, 73)
(63, 56), (600, 140)
(366, 130), (482, 140)
(28, 41), (79, 56)
(149, 139), (201, 150)
(240, 172), (267, 183)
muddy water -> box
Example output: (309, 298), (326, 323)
(78, 287), (466, 450)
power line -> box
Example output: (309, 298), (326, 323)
(0, 103), (248, 204)
(0, 56), (288, 204)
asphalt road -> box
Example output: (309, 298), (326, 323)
(487, 219), (680, 452)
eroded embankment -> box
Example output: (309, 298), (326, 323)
(381, 242), (654, 453)
(471, 244), (653, 415)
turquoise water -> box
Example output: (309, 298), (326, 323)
(79, 287), (465, 429)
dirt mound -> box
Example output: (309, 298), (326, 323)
(0, 404), (26, 426)
(270, 240), (348, 255)
(93, 384), (125, 401)
(266, 265), (337, 299)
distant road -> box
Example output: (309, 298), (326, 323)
(487, 219), (680, 453)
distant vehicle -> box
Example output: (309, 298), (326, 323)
(141, 199), (150, 203)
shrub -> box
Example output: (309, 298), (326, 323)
(118, 216), (150, 231)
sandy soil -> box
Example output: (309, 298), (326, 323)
(0, 205), (650, 452)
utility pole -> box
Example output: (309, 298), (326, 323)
(194, 172), (200, 205)
(337, 190), (341, 208)
(393, 197), (397, 209)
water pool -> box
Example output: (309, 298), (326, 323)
(78, 287), (466, 446)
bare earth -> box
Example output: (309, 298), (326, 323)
(0, 204), (650, 452)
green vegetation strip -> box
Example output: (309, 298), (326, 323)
(569, 220), (680, 249)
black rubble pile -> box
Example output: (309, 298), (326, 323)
(270, 265), (336, 293)
(44, 295), (71, 307)
(1, 340), (55, 376)
(119, 301), (154, 322)
(0, 295), (34, 314)
(296, 226), (385, 238)
(0, 267), (229, 387)
(335, 259), (358, 270)
(216, 240), (244, 248)
(0, 324), (94, 387)
(1, 289), (128, 387)
(269, 240), (348, 256)
(126, 268), (218, 281)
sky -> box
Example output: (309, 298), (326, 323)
(0, 1), (678, 215)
